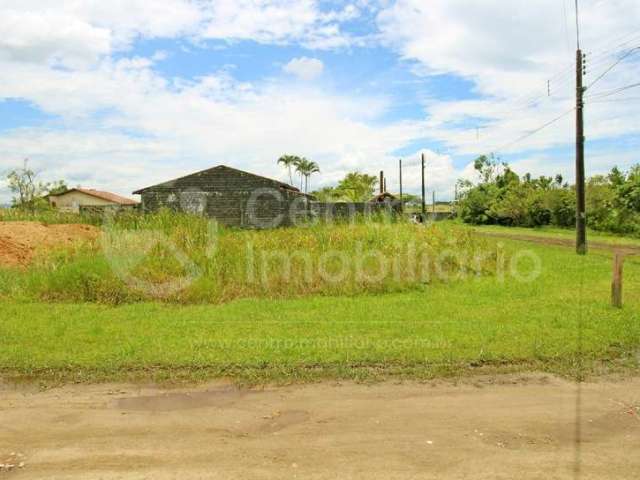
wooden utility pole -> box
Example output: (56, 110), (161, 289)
(432, 191), (436, 216)
(611, 253), (624, 308)
(421, 153), (426, 216)
(399, 159), (403, 212)
(379, 171), (384, 195)
(576, 49), (587, 254)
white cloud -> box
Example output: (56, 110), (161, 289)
(0, 51), (425, 202)
(199, 0), (358, 49)
(1, 0), (639, 205)
(0, 10), (111, 66)
(283, 57), (324, 80)
(0, 0), (203, 67)
(378, 0), (640, 159)
(0, 0), (365, 72)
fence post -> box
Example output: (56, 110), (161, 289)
(611, 253), (624, 308)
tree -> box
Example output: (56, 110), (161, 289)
(400, 193), (422, 206)
(277, 155), (301, 186)
(474, 154), (502, 183)
(7, 159), (50, 211)
(336, 172), (377, 202)
(48, 180), (68, 196)
(295, 158), (320, 194)
(311, 186), (343, 202)
(616, 165), (640, 212)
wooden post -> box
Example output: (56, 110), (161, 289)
(576, 49), (587, 255)
(379, 171), (384, 194)
(611, 253), (624, 308)
(432, 191), (436, 217)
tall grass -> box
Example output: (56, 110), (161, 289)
(0, 207), (101, 225)
(1, 210), (503, 304)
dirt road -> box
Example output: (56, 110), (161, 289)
(477, 230), (640, 256)
(1, 375), (638, 479)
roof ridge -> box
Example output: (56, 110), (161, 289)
(54, 188), (138, 205)
(133, 164), (300, 194)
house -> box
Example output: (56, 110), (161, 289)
(47, 188), (138, 213)
(133, 165), (311, 228)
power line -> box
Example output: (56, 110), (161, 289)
(575, 0), (581, 49)
(587, 82), (640, 99)
(493, 107), (576, 154)
(462, 33), (640, 127)
(587, 96), (640, 104)
(586, 46), (640, 90)
(586, 31), (640, 61)
(468, 38), (636, 126)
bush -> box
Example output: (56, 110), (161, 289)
(457, 159), (640, 236)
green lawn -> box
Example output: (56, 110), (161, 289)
(1, 239), (638, 384)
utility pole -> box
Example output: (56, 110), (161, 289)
(379, 171), (384, 195)
(432, 191), (436, 217)
(399, 159), (403, 213)
(576, 51), (587, 254)
(421, 153), (426, 216)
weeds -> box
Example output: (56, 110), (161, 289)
(0, 207), (102, 225)
(1, 210), (503, 304)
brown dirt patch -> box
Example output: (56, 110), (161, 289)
(478, 231), (640, 256)
(0, 221), (100, 268)
(0, 375), (638, 479)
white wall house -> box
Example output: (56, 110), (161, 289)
(47, 188), (138, 213)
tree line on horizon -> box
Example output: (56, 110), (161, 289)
(456, 155), (640, 236)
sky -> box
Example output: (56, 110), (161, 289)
(1, 0), (639, 204)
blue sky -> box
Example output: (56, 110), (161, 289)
(1, 0), (639, 203)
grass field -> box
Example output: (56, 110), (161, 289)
(1, 237), (638, 384)
(0, 213), (500, 304)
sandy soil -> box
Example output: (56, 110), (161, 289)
(0, 375), (638, 479)
(0, 222), (100, 268)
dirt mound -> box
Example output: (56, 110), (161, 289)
(0, 221), (101, 268)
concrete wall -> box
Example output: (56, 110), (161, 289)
(138, 167), (309, 228)
(310, 202), (400, 222)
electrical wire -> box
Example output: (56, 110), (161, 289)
(575, 0), (581, 49)
(491, 107), (576, 154)
(562, 0), (572, 53)
(586, 46), (640, 90)
(587, 96), (640, 104)
(587, 82), (640, 99)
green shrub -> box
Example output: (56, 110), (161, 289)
(457, 159), (640, 236)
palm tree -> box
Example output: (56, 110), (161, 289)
(295, 158), (320, 194)
(277, 155), (300, 186)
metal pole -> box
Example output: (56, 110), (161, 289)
(432, 191), (436, 217)
(576, 49), (587, 255)
(399, 159), (403, 212)
(421, 154), (426, 216)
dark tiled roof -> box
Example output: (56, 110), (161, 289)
(133, 165), (301, 195)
